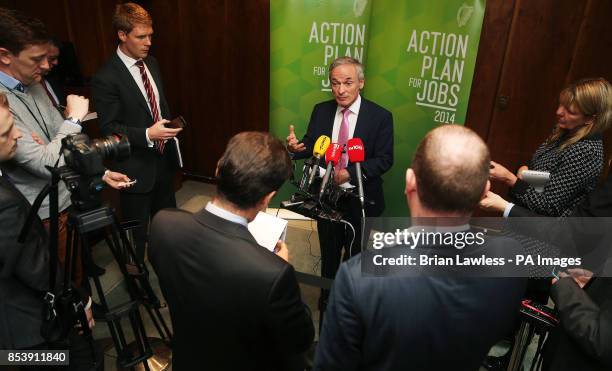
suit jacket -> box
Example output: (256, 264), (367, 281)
(0, 174), (49, 349)
(91, 54), (178, 194)
(315, 239), (526, 371)
(509, 176), (612, 369)
(543, 276), (612, 370)
(294, 98), (393, 216)
(507, 174), (612, 272)
(149, 208), (314, 370)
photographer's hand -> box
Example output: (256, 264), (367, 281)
(65, 95), (89, 121)
(147, 119), (182, 141)
(102, 170), (134, 189)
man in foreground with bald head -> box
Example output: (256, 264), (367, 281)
(315, 125), (526, 371)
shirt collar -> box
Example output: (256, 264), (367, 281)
(116, 46), (141, 69)
(405, 224), (471, 233)
(205, 201), (248, 227)
(336, 94), (362, 116)
(0, 70), (25, 92)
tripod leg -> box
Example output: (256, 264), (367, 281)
(104, 223), (155, 366)
(80, 231), (126, 355)
(129, 310), (151, 371)
(144, 304), (172, 343)
(114, 217), (173, 342)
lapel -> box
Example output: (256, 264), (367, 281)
(0, 173), (46, 235)
(353, 97), (370, 141)
(193, 208), (259, 246)
(110, 53), (153, 120)
(323, 101), (337, 137)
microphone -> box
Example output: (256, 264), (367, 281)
(347, 138), (365, 208)
(319, 143), (342, 199)
(305, 135), (331, 190)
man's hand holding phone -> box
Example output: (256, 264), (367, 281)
(148, 119), (182, 141)
(166, 116), (188, 129)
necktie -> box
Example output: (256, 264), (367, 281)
(41, 79), (59, 106)
(136, 60), (164, 153)
(336, 108), (350, 170)
(14, 83), (25, 93)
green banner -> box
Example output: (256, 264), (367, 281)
(270, 0), (486, 216)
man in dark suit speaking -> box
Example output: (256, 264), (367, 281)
(286, 56), (393, 314)
(149, 132), (314, 370)
(92, 2), (182, 261)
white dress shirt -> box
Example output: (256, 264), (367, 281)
(331, 94), (361, 142)
(116, 47), (163, 146)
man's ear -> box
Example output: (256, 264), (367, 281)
(260, 191), (277, 211)
(117, 30), (128, 43)
(358, 78), (365, 90)
(480, 180), (491, 200)
(0, 48), (13, 65)
(215, 159), (221, 178)
(405, 168), (417, 195)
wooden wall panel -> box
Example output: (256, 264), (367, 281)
(1, 0), (612, 184)
(565, 0), (612, 84)
(63, 1), (112, 78)
(465, 0), (516, 140)
(150, 0), (269, 177)
(566, 0), (612, 177)
(483, 0), (589, 206)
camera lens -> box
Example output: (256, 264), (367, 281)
(90, 135), (131, 161)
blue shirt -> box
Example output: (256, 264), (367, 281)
(205, 201), (248, 227)
(0, 71), (25, 92)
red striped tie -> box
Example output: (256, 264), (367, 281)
(136, 60), (164, 153)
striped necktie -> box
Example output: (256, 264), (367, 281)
(136, 60), (164, 153)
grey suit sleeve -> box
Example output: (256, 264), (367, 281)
(551, 278), (612, 366)
(91, 73), (149, 149)
(314, 263), (363, 371)
(265, 263), (314, 354)
(10, 110), (81, 180)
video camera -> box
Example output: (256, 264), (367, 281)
(60, 133), (130, 211)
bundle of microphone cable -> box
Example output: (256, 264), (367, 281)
(283, 135), (367, 222)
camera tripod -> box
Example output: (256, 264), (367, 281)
(66, 205), (173, 370)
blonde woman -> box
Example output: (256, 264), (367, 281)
(488, 78), (612, 217)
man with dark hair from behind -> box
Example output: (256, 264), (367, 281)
(315, 125), (526, 371)
(149, 132), (314, 370)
